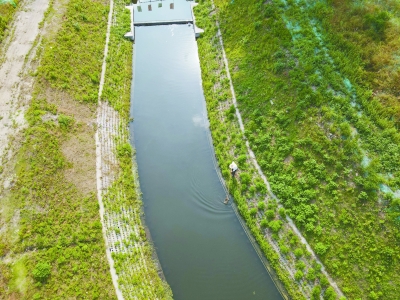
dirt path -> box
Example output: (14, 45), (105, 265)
(94, 0), (125, 298)
(0, 0), (50, 159)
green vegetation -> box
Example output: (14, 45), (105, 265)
(1, 0), (172, 297)
(195, 1), (323, 299)
(32, 262), (51, 283)
(199, 0), (400, 298)
(100, 0), (172, 298)
(0, 0), (17, 43)
(0, 0), (115, 297)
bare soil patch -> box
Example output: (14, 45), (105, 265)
(0, 0), (50, 158)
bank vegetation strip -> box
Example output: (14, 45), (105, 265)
(197, 0), (400, 299)
(196, 1), (342, 299)
(98, 0), (172, 298)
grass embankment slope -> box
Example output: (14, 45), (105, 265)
(100, 0), (172, 298)
(0, 0), (171, 298)
(206, 0), (400, 299)
(196, 2), (338, 299)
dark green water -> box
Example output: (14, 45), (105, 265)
(130, 24), (283, 300)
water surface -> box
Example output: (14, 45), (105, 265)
(130, 24), (283, 300)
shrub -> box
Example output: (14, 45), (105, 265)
(315, 242), (328, 255)
(33, 293), (41, 300)
(294, 270), (303, 281)
(254, 20), (262, 29)
(280, 245), (290, 255)
(265, 209), (275, 220)
(289, 235), (299, 246)
(268, 220), (283, 233)
(311, 285), (321, 300)
(294, 248), (304, 258)
(320, 275), (329, 287)
(255, 180), (267, 194)
(278, 207), (286, 218)
(249, 186), (256, 196)
(249, 207), (258, 217)
(358, 191), (368, 201)
(364, 11), (390, 37)
(313, 261), (322, 271)
(295, 260), (306, 270)
(237, 154), (247, 165)
(117, 143), (132, 158)
(368, 291), (381, 300)
(323, 286), (336, 300)
(239, 172), (251, 185)
(58, 114), (74, 130)
(257, 201), (266, 211)
(260, 218), (268, 228)
(306, 267), (316, 281)
(32, 262), (51, 283)
(293, 148), (306, 161)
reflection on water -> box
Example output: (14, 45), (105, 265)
(130, 24), (283, 300)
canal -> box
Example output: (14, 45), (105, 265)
(129, 1), (284, 299)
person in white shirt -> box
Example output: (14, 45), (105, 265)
(229, 161), (238, 177)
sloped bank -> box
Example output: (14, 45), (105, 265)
(195, 1), (343, 299)
(98, 0), (172, 298)
(198, 0), (400, 299)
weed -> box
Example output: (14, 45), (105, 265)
(209, 0), (400, 298)
(99, 0), (172, 297)
(0, 0), (18, 44)
(0, 0), (117, 297)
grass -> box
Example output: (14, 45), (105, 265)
(1, 0), (173, 297)
(100, 0), (173, 298)
(0, 0), (116, 297)
(195, 1), (319, 299)
(12, 257), (28, 294)
(201, 0), (400, 299)
(0, 0), (17, 44)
